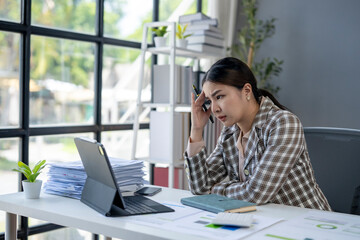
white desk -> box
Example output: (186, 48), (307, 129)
(0, 187), (337, 240)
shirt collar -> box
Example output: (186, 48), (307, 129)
(252, 96), (275, 130)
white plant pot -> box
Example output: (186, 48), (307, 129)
(154, 36), (166, 47)
(22, 180), (42, 199)
(177, 39), (188, 48)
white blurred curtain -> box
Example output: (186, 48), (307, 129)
(208, 0), (239, 56)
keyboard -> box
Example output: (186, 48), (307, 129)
(123, 197), (157, 214)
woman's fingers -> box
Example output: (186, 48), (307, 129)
(195, 91), (205, 104)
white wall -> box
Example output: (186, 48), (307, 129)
(253, 0), (360, 129)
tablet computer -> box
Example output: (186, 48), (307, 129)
(74, 137), (174, 216)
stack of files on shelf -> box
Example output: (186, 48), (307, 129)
(153, 64), (195, 105)
(43, 158), (146, 199)
(179, 13), (225, 55)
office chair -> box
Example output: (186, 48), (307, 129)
(303, 127), (360, 215)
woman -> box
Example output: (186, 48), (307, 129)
(185, 57), (331, 210)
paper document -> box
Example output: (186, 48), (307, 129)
(246, 210), (360, 240)
(125, 201), (282, 240)
(43, 157), (147, 199)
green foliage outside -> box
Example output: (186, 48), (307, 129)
(61, 137), (80, 154)
(232, 0), (283, 94)
(1, 1), (143, 88)
(0, 157), (17, 170)
(0, 0), (21, 22)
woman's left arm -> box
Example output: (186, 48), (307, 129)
(212, 112), (304, 204)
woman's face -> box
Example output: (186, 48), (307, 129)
(202, 82), (249, 127)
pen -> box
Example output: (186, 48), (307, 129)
(192, 84), (214, 123)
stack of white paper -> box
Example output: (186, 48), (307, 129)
(43, 157), (147, 199)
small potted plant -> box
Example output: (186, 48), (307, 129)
(152, 26), (168, 47)
(13, 160), (46, 199)
(176, 24), (192, 48)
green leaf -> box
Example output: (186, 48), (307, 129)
(12, 169), (23, 174)
(19, 166), (32, 176)
(33, 160), (46, 174)
(18, 161), (31, 172)
(29, 173), (40, 182)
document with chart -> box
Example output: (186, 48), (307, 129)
(246, 210), (360, 240)
(125, 202), (282, 240)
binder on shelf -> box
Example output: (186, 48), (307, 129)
(149, 111), (190, 164)
(181, 66), (194, 105)
(153, 64), (194, 105)
(181, 112), (190, 154)
(153, 64), (182, 104)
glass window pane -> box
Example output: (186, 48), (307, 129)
(29, 133), (94, 172)
(104, 0), (153, 41)
(0, 138), (20, 194)
(30, 36), (95, 126)
(31, 0), (96, 34)
(101, 130), (150, 182)
(102, 45), (151, 124)
(0, 31), (20, 128)
(0, 0), (21, 23)
(202, 0), (209, 14)
(159, 0), (197, 22)
(101, 129), (149, 159)
(0, 138), (20, 233)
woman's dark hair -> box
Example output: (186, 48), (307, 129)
(202, 57), (287, 110)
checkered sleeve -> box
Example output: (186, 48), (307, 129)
(184, 135), (228, 194)
(212, 112), (304, 204)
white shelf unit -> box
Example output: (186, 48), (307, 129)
(131, 21), (222, 188)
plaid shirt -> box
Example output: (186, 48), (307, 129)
(185, 97), (331, 211)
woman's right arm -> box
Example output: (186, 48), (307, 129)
(185, 135), (228, 195)
(184, 92), (228, 194)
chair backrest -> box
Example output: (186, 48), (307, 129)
(304, 127), (360, 214)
